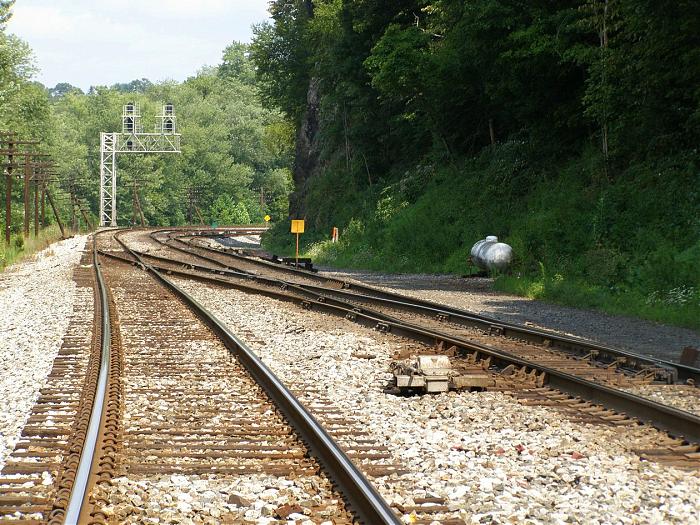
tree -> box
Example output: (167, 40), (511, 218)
(218, 42), (255, 84)
(209, 195), (250, 224)
(49, 82), (84, 98)
(0, 0), (14, 29)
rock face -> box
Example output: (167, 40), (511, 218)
(290, 76), (321, 218)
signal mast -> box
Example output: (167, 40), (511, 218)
(99, 102), (181, 226)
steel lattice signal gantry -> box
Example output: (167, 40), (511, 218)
(99, 102), (181, 226)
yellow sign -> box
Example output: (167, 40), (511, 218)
(264, 215), (271, 222)
(291, 219), (305, 234)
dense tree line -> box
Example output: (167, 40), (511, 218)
(252, 0), (699, 327)
(252, 0), (699, 212)
(0, 2), (292, 236)
(48, 46), (294, 227)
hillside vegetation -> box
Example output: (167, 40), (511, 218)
(252, 1), (700, 329)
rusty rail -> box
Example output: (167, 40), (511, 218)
(160, 228), (700, 385)
(129, 230), (700, 445)
(61, 234), (112, 523)
(111, 230), (401, 525)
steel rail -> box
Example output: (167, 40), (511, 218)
(111, 231), (400, 525)
(165, 229), (700, 385)
(111, 237), (700, 445)
(63, 234), (112, 524)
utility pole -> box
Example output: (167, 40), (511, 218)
(129, 180), (146, 227)
(195, 206), (205, 227)
(186, 186), (204, 225)
(68, 180), (76, 232)
(35, 169), (57, 229)
(77, 198), (93, 230)
(34, 171), (39, 237)
(40, 175), (46, 227)
(0, 134), (40, 244)
(1, 132), (16, 246)
(45, 190), (66, 238)
(187, 187), (193, 224)
(23, 153), (30, 237)
(29, 154), (51, 237)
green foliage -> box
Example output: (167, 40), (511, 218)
(270, 146), (700, 329)
(0, 0), (14, 29)
(253, 0), (700, 328)
(219, 42), (255, 85)
(48, 82), (83, 98)
(43, 43), (292, 227)
(250, 1), (314, 121)
(0, 225), (64, 272)
(210, 195), (251, 225)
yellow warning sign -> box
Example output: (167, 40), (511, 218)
(291, 219), (305, 234)
(264, 215), (271, 222)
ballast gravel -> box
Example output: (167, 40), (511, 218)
(174, 277), (700, 525)
(95, 474), (343, 525)
(0, 235), (88, 471)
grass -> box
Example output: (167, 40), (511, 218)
(263, 146), (700, 331)
(494, 274), (700, 331)
(0, 224), (71, 271)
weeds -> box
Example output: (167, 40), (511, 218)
(263, 147), (700, 331)
(0, 225), (65, 272)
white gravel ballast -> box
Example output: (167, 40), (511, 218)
(174, 278), (700, 525)
(0, 235), (88, 470)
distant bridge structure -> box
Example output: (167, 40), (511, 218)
(99, 102), (181, 226)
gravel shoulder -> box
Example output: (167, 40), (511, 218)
(318, 268), (700, 364)
(174, 278), (700, 525)
(0, 235), (88, 471)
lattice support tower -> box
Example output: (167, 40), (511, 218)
(99, 102), (181, 226)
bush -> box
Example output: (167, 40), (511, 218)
(263, 146), (700, 329)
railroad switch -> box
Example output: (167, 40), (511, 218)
(390, 355), (493, 394)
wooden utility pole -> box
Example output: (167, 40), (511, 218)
(1, 134), (39, 244)
(2, 133), (16, 246)
(79, 203), (93, 230)
(30, 154), (51, 236)
(134, 188), (145, 227)
(45, 190), (66, 238)
(195, 206), (205, 226)
(33, 174), (39, 237)
(68, 184), (77, 232)
(130, 182), (145, 227)
(23, 153), (31, 237)
(40, 176), (46, 227)
(186, 186), (202, 225)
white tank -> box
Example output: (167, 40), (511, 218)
(470, 235), (513, 272)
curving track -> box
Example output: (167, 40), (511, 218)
(0, 229), (402, 524)
(2, 226), (698, 525)
(119, 228), (700, 460)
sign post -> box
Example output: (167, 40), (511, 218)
(291, 219), (305, 268)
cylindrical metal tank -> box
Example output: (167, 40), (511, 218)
(470, 235), (513, 272)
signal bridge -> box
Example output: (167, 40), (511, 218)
(99, 102), (181, 226)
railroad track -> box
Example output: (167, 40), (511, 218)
(0, 243), (97, 523)
(0, 230), (404, 524)
(111, 228), (700, 466)
(135, 228), (700, 389)
(178, 230), (700, 384)
(2, 226), (698, 525)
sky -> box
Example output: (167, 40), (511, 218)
(7, 0), (271, 91)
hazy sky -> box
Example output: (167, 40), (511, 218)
(7, 0), (271, 90)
